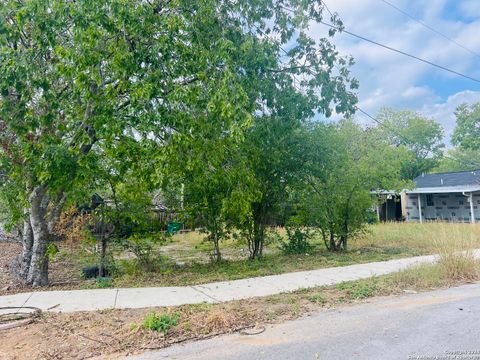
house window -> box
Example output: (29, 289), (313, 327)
(459, 200), (464, 205)
(426, 194), (434, 206)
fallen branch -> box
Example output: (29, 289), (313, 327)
(0, 306), (41, 331)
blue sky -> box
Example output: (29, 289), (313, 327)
(310, 0), (480, 142)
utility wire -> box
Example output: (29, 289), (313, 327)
(319, 21), (480, 84)
(356, 106), (480, 169)
(380, 0), (480, 58)
(252, 8), (479, 170)
(321, 0), (334, 18)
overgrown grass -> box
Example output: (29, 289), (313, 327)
(111, 222), (480, 288)
(14, 221), (478, 295)
(112, 249), (404, 288)
(357, 221), (480, 254)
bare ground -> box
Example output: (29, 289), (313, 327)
(0, 241), (85, 295)
(0, 286), (349, 360)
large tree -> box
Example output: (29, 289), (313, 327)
(451, 102), (480, 151)
(160, 2), (359, 260)
(0, 0), (295, 285)
(375, 108), (445, 180)
(300, 120), (407, 251)
(434, 147), (480, 173)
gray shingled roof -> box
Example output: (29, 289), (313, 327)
(414, 169), (480, 188)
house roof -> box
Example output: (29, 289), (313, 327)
(414, 169), (480, 188)
(404, 169), (480, 194)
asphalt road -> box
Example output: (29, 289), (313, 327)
(126, 282), (480, 360)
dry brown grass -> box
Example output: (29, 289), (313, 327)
(357, 221), (480, 254)
(203, 308), (237, 332)
(433, 225), (480, 283)
(386, 223), (480, 290)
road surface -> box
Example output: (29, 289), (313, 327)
(126, 282), (480, 360)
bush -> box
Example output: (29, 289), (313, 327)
(281, 225), (313, 254)
(95, 277), (113, 288)
(143, 313), (179, 333)
(121, 232), (168, 270)
(81, 262), (115, 279)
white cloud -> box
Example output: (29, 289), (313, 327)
(308, 0), (480, 141)
(459, 0), (480, 19)
(421, 90), (480, 144)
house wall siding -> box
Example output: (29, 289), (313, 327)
(405, 192), (480, 222)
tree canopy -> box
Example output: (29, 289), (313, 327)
(0, 0), (358, 284)
(452, 103), (480, 151)
(375, 108), (445, 180)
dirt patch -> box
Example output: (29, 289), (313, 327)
(0, 242), (21, 290)
(0, 287), (345, 360)
(0, 242), (86, 296)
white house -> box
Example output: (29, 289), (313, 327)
(404, 169), (480, 224)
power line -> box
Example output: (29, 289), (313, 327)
(321, 0), (334, 18)
(319, 21), (480, 84)
(254, 20), (476, 169)
(380, 0), (480, 59)
(356, 106), (480, 169)
(251, 12), (478, 169)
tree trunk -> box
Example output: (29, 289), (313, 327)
(10, 212), (34, 284)
(250, 220), (264, 259)
(212, 233), (221, 262)
(99, 233), (108, 277)
(19, 214), (34, 280)
(329, 231), (338, 251)
(26, 186), (50, 286)
(340, 220), (348, 251)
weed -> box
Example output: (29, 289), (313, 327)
(307, 294), (327, 304)
(95, 277), (113, 288)
(336, 280), (378, 299)
(143, 313), (179, 333)
(350, 281), (378, 299)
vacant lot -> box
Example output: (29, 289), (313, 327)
(1, 222), (480, 294)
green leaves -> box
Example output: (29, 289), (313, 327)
(375, 108), (445, 180)
(452, 103), (480, 151)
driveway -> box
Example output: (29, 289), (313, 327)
(126, 282), (480, 360)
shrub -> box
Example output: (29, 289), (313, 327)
(121, 233), (168, 270)
(281, 225), (313, 254)
(95, 277), (113, 288)
(143, 313), (179, 333)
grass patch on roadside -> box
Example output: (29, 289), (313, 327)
(5, 251), (479, 360)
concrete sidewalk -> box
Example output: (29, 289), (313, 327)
(0, 253), (451, 313)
